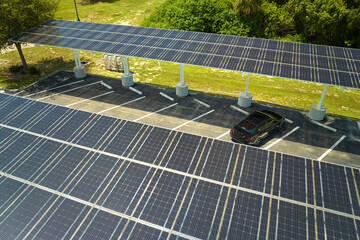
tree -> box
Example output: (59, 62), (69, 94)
(0, 0), (59, 69)
(233, 0), (263, 16)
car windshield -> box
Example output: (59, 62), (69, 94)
(234, 120), (256, 132)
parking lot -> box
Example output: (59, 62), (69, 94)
(13, 70), (360, 168)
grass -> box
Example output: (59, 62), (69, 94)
(0, 0), (359, 119)
(56, 0), (165, 26)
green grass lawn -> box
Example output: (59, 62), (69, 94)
(56, 0), (165, 26)
(0, 0), (359, 119)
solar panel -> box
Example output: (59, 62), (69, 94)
(10, 20), (360, 89)
(0, 92), (359, 239)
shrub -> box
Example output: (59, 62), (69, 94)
(27, 66), (41, 75)
(8, 65), (23, 73)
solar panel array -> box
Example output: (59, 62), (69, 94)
(11, 20), (360, 89)
(0, 92), (359, 239)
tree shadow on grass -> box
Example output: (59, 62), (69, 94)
(0, 57), (74, 89)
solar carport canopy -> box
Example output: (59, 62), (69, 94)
(12, 19), (360, 89)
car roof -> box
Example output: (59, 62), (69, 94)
(245, 111), (270, 125)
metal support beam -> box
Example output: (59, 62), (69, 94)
(121, 56), (130, 76)
(318, 84), (329, 108)
(72, 49), (79, 67)
(244, 73), (250, 95)
(76, 50), (81, 67)
(180, 63), (184, 86)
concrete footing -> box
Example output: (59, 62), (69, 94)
(74, 66), (86, 79)
(309, 104), (327, 121)
(121, 73), (134, 87)
(237, 92), (252, 107)
(176, 82), (188, 97)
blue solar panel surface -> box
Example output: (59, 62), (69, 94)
(0, 92), (359, 239)
(11, 20), (360, 89)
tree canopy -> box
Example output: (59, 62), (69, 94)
(142, 0), (360, 48)
(0, 0), (59, 68)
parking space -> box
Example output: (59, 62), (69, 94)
(14, 71), (360, 168)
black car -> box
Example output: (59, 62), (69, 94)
(230, 110), (285, 146)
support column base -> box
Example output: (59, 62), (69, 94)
(122, 73), (134, 87)
(74, 66), (86, 79)
(309, 104), (327, 121)
(237, 92), (252, 107)
(176, 82), (188, 97)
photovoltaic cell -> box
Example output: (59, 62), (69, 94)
(162, 134), (204, 174)
(0, 134), (39, 171)
(200, 140), (234, 182)
(64, 154), (124, 203)
(130, 128), (172, 164)
(320, 163), (353, 214)
(24, 198), (92, 240)
(4, 101), (48, 128)
(0, 93), (359, 239)
(49, 111), (95, 141)
(225, 190), (264, 239)
(172, 181), (223, 239)
(70, 208), (123, 239)
(277, 201), (307, 240)
(0, 187), (56, 239)
(133, 171), (189, 227)
(35, 147), (92, 192)
(9, 140), (65, 182)
(98, 163), (156, 214)
(325, 212), (358, 240)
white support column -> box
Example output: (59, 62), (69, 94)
(309, 84), (329, 121)
(72, 50), (79, 68)
(244, 73), (250, 95)
(238, 73), (253, 107)
(76, 50), (81, 67)
(176, 63), (188, 97)
(121, 56), (133, 87)
(73, 49), (86, 79)
(180, 63), (184, 85)
(318, 84), (329, 108)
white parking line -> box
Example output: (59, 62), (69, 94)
(25, 80), (85, 97)
(129, 87), (142, 95)
(97, 96), (146, 114)
(66, 91), (114, 107)
(193, 98), (210, 108)
(230, 105), (249, 115)
(37, 81), (101, 101)
(13, 90), (24, 96)
(133, 103), (178, 122)
(317, 135), (347, 161)
(264, 126), (300, 150)
(172, 110), (215, 130)
(101, 81), (112, 90)
(285, 118), (293, 124)
(215, 131), (229, 139)
(310, 120), (337, 132)
(159, 92), (174, 101)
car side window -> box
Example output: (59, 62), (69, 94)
(258, 119), (273, 131)
(257, 120), (268, 131)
